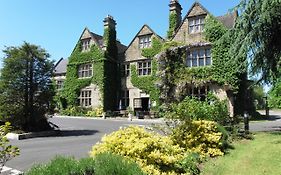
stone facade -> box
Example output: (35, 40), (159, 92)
(54, 1), (237, 116)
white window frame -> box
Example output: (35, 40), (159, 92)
(79, 89), (92, 107)
(139, 35), (152, 49)
(187, 48), (211, 67)
(189, 17), (205, 34)
(137, 61), (152, 76)
(78, 64), (93, 78)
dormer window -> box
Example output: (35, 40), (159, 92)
(189, 16), (205, 34)
(139, 35), (152, 49)
(187, 48), (211, 67)
(78, 64), (93, 78)
(82, 39), (91, 51)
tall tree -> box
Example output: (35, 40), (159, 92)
(231, 0), (281, 84)
(0, 42), (54, 132)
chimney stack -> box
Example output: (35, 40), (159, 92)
(168, 0), (182, 39)
(103, 15), (116, 30)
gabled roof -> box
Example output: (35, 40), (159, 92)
(172, 2), (237, 39)
(71, 27), (127, 55)
(90, 32), (104, 47)
(54, 58), (68, 75)
(125, 24), (164, 52)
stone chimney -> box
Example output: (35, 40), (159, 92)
(103, 15), (117, 51)
(169, 0), (182, 29)
(168, 0), (182, 39)
(103, 15), (116, 30)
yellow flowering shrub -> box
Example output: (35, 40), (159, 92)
(170, 120), (225, 157)
(86, 107), (104, 117)
(90, 126), (189, 175)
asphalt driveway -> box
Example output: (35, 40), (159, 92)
(6, 116), (162, 172)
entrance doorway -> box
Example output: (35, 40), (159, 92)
(133, 97), (150, 111)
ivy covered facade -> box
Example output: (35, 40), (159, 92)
(54, 1), (241, 116)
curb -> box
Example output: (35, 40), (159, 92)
(6, 130), (60, 140)
(53, 115), (164, 123)
(1, 166), (22, 175)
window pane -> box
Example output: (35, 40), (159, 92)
(189, 26), (194, 33)
(206, 57), (211, 65)
(143, 69), (147, 75)
(192, 58), (197, 67)
(206, 49), (211, 57)
(148, 68), (151, 75)
(199, 58), (204, 66)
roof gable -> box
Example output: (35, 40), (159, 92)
(80, 27), (103, 48)
(126, 24), (163, 52)
(185, 2), (209, 18)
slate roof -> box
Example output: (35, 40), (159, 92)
(217, 12), (237, 29)
(54, 58), (68, 75)
(90, 32), (104, 47)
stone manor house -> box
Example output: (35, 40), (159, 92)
(54, 1), (237, 116)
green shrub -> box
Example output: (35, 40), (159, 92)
(165, 95), (230, 125)
(25, 156), (95, 175)
(25, 154), (145, 175)
(177, 153), (200, 175)
(0, 122), (20, 171)
(90, 126), (187, 175)
(94, 152), (145, 175)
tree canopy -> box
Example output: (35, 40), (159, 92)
(0, 42), (54, 132)
(231, 0), (281, 84)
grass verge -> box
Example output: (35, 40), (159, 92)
(202, 132), (281, 175)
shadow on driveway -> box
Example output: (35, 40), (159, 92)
(54, 130), (99, 137)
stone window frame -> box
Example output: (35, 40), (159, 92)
(186, 47), (211, 67)
(120, 89), (130, 109)
(81, 38), (91, 51)
(188, 85), (210, 101)
(122, 63), (130, 77)
(78, 63), (93, 78)
(56, 80), (64, 90)
(139, 35), (152, 49)
(137, 60), (152, 76)
(79, 89), (92, 107)
(188, 16), (205, 34)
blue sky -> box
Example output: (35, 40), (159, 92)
(0, 0), (240, 66)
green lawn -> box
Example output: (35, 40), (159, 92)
(202, 132), (281, 175)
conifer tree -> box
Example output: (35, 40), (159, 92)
(232, 0), (281, 84)
(0, 42), (54, 132)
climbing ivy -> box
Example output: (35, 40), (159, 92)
(103, 25), (119, 111)
(156, 14), (248, 117)
(129, 37), (163, 110)
(58, 42), (105, 108)
(167, 12), (178, 39)
(130, 37), (184, 110)
(204, 15), (247, 93)
(57, 24), (119, 112)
